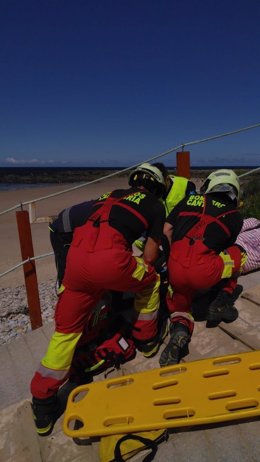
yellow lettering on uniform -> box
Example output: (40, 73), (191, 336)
(187, 195), (204, 207)
(125, 193), (146, 204)
(98, 192), (111, 201)
(212, 200), (225, 208)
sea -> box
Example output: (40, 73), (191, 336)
(0, 183), (56, 192)
(0, 166), (258, 192)
(0, 166), (123, 191)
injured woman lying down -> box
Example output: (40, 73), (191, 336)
(236, 218), (260, 274)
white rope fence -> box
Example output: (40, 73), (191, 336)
(0, 252), (54, 278)
(1, 122), (260, 216)
(238, 166), (260, 178)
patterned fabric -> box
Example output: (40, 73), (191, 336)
(236, 218), (260, 273)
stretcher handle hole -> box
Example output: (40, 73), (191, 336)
(249, 363), (260, 370)
(106, 377), (134, 389)
(71, 389), (89, 403)
(104, 416), (134, 427)
(203, 369), (229, 378)
(212, 357), (241, 366)
(226, 399), (259, 412)
(163, 408), (195, 420)
(208, 390), (237, 400)
(67, 416), (84, 431)
(153, 379), (178, 390)
(154, 398), (181, 406)
(159, 366), (187, 377)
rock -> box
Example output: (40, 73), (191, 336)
(0, 279), (57, 345)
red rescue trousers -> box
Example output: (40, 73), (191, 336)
(166, 239), (246, 332)
(31, 223), (160, 399)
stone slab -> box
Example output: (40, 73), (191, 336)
(242, 283), (260, 306)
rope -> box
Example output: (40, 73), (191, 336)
(0, 252), (53, 278)
(238, 166), (260, 178)
(0, 122), (260, 216)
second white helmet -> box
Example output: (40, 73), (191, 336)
(201, 169), (240, 200)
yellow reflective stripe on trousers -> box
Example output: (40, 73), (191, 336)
(219, 251), (235, 279)
(134, 274), (160, 315)
(41, 331), (82, 370)
(38, 364), (68, 380)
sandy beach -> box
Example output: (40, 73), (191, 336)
(0, 177), (130, 289)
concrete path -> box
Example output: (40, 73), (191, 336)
(0, 272), (259, 462)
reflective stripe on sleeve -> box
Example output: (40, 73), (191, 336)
(219, 251), (235, 279)
(61, 208), (73, 232)
(132, 256), (149, 281)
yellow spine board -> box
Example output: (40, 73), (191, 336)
(63, 350), (260, 438)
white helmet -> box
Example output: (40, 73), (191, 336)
(128, 162), (166, 197)
(201, 169), (240, 200)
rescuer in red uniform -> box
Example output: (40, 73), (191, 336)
(30, 163), (166, 436)
(160, 169), (247, 367)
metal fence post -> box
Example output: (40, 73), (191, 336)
(16, 210), (42, 329)
(176, 151), (191, 178)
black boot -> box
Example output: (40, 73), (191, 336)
(31, 395), (59, 437)
(230, 284), (243, 303)
(159, 322), (190, 367)
(206, 290), (239, 327)
(134, 314), (169, 358)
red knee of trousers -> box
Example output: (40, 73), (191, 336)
(30, 371), (66, 399)
(132, 319), (157, 341)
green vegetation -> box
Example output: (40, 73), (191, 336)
(240, 177), (260, 219)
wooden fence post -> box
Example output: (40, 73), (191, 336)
(176, 151), (191, 178)
(16, 210), (42, 329)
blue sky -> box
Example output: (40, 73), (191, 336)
(0, 0), (260, 167)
